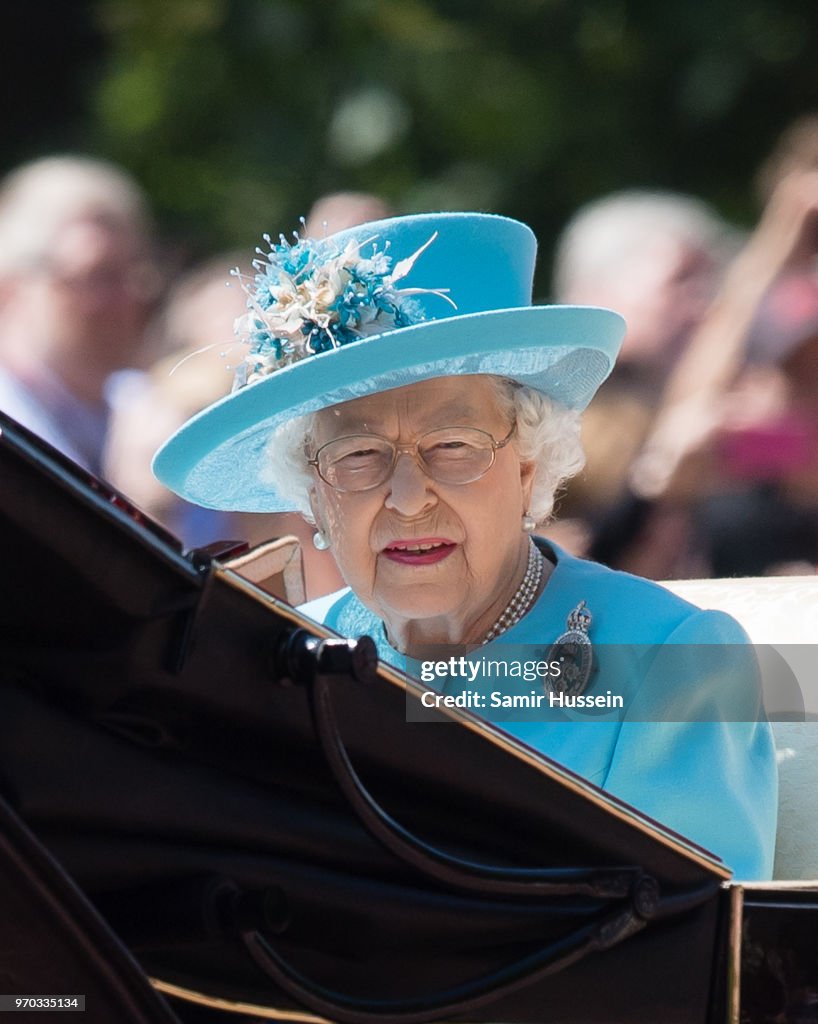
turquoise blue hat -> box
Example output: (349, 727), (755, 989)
(153, 212), (625, 512)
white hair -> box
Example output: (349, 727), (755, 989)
(263, 377), (584, 524)
(0, 155), (152, 279)
(552, 189), (734, 303)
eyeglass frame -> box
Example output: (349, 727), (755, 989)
(306, 421), (518, 493)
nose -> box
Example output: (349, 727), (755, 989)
(383, 450), (437, 516)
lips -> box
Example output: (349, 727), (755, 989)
(381, 538), (457, 565)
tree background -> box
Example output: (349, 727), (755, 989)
(5, 0), (818, 293)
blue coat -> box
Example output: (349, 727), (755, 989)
(300, 543), (778, 880)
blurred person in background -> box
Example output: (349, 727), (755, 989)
(304, 190), (393, 237)
(104, 254), (249, 542)
(553, 190), (732, 387)
(0, 155), (159, 476)
(546, 190), (734, 574)
(630, 116), (818, 577)
(104, 255), (345, 599)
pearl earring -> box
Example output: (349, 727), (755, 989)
(312, 530), (331, 551)
(521, 513), (537, 533)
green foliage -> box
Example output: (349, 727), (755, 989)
(32, 0), (818, 288)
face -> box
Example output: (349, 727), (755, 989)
(603, 239), (716, 369)
(308, 376), (535, 644)
(29, 216), (157, 366)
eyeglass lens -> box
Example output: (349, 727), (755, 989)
(317, 426), (501, 490)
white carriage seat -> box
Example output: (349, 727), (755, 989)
(664, 575), (818, 881)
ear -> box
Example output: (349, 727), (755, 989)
(306, 487), (324, 531)
(519, 458), (536, 513)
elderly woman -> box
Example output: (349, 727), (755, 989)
(154, 212), (777, 880)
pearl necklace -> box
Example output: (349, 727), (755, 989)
(478, 538), (544, 645)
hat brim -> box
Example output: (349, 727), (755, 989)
(153, 304), (625, 512)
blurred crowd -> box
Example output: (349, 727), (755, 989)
(549, 114), (818, 580)
(2, 119), (818, 598)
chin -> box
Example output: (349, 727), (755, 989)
(375, 584), (460, 623)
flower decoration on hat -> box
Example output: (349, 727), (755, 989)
(231, 228), (453, 390)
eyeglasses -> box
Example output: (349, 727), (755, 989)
(308, 423), (516, 492)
